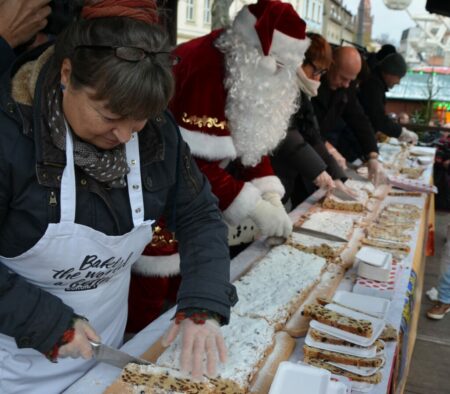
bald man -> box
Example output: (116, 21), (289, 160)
(311, 46), (384, 185)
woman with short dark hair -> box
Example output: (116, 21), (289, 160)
(0, 2), (236, 392)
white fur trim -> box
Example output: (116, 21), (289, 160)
(132, 254), (180, 277)
(179, 126), (237, 160)
(270, 31), (310, 68)
(222, 182), (261, 225)
(232, 7), (260, 52)
(251, 176), (285, 197)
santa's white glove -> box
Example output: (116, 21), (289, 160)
(399, 128), (418, 145)
(249, 199), (292, 238)
(367, 159), (387, 186)
(58, 318), (100, 360)
(314, 171), (336, 190)
(261, 191), (283, 208)
(326, 143), (347, 170)
(334, 179), (359, 198)
(162, 318), (226, 379)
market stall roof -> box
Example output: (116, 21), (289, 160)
(386, 70), (450, 101)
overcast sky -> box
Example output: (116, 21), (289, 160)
(343, 0), (429, 45)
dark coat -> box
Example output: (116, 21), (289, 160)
(0, 46), (237, 354)
(271, 92), (346, 203)
(0, 36), (15, 77)
(358, 68), (402, 138)
(311, 77), (378, 157)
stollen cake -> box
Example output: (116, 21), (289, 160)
(156, 314), (275, 393)
(232, 245), (326, 327)
(302, 303), (373, 338)
(287, 231), (346, 259)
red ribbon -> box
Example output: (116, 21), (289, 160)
(82, 0), (159, 24)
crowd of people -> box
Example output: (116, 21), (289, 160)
(0, 0), (423, 393)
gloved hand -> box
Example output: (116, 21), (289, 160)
(162, 318), (227, 379)
(334, 179), (359, 198)
(313, 171), (335, 190)
(261, 191), (283, 208)
(58, 318), (100, 360)
(399, 127), (419, 145)
(367, 159), (387, 186)
(248, 199), (292, 238)
(326, 143), (347, 169)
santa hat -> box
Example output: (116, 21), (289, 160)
(232, 0), (310, 71)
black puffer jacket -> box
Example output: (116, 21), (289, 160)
(312, 77), (378, 157)
(0, 45), (237, 354)
(271, 92), (345, 202)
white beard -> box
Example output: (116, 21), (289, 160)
(215, 29), (300, 167)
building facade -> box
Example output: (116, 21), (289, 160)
(356, 0), (373, 47)
(176, 0), (328, 44)
(322, 0), (356, 45)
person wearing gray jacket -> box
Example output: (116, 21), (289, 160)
(0, 6), (236, 393)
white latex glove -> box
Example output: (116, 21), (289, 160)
(326, 142), (347, 170)
(399, 127), (418, 145)
(58, 318), (100, 360)
(261, 191), (283, 208)
(162, 318), (227, 379)
(367, 159), (387, 186)
(313, 171), (335, 190)
(334, 179), (359, 198)
(248, 199), (293, 238)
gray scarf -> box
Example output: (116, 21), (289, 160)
(46, 87), (129, 188)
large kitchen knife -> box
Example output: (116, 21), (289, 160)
(292, 226), (348, 243)
(329, 188), (358, 202)
(89, 340), (152, 369)
(344, 167), (371, 183)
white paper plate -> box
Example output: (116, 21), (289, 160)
(310, 304), (385, 347)
(351, 381), (374, 393)
(409, 146), (435, 156)
(305, 332), (378, 358)
(355, 247), (391, 267)
(332, 291), (391, 320)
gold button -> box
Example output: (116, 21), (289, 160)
(130, 160), (136, 166)
(133, 184), (140, 190)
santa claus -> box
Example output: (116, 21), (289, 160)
(127, 0), (310, 332)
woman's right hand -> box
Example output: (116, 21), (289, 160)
(326, 143), (347, 170)
(58, 318), (100, 360)
(313, 171), (335, 190)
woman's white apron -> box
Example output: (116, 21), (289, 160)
(0, 127), (154, 393)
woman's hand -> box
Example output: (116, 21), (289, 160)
(162, 319), (227, 379)
(313, 171), (335, 190)
(326, 142), (347, 170)
(367, 159), (387, 186)
(58, 319), (100, 360)
(334, 179), (359, 198)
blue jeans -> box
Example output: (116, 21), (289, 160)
(438, 239), (450, 303)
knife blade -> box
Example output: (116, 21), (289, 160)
(344, 167), (371, 183)
(292, 226), (348, 243)
(89, 340), (152, 369)
(329, 188), (358, 202)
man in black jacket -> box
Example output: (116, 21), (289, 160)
(311, 46), (384, 184)
(359, 52), (418, 144)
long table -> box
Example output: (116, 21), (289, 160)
(66, 153), (435, 394)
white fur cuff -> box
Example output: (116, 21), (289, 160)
(222, 182), (261, 225)
(179, 126), (237, 161)
(251, 176), (285, 197)
(132, 254), (180, 277)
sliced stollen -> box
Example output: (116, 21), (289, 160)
(309, 329), (385, 353)
(104, 364), (216, 394)
(156, 314), (275, 394)
(232, 245), (326, 328)
(304, 358), (382, 384)
(287, 231), (346, 259)
(362, 237), (410, 253)
(303, 345), (384, 368)
(302, 303), (373, 338)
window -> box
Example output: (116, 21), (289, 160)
(312, 3), (316, 22)
(306, 0), (310, 18)
(186, 0), (195, 22)
(203, 0), (211, 24)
